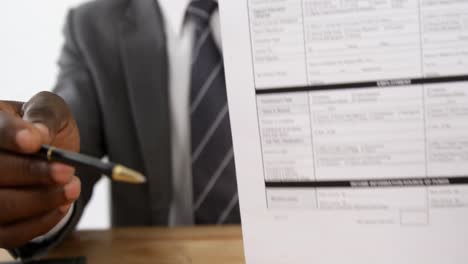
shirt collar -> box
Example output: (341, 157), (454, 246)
(157, 0), (218, 37)
(157, 0), (190, 36)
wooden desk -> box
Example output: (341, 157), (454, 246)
(0, 226), (245, 264)
(46, 226), (244, 264)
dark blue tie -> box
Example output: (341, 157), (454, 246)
(187, 0), (240, 224)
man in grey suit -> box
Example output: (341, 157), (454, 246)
(0, 0), (240, 260)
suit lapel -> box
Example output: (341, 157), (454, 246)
(119, 0), (172, 224)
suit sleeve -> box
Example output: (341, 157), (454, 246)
(11, 9), (106, 260)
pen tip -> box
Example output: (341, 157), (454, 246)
(112, 165), (146, 184)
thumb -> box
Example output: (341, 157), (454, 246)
(22, 91), (72, 144)
(33, 123), (51, 144)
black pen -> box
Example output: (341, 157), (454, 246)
(35, 145), (146, 184)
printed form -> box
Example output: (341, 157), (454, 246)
(219, 0), (468, 263)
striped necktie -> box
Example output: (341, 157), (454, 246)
(187, 0), (240, 224)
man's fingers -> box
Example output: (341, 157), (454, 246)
(0, 153), (74, 186)
(22, 91), (73, 142)
(0, 176), (81, 224)
(0, 209), (66, 249)
(0, 101), (23, 116)
(0, 92), (80, 154)
(0, 112), (43, 153)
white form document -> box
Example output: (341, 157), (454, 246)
(219, 0), (468, 263)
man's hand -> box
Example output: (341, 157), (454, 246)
(0, 91), (81, 249)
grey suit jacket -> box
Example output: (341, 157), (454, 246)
(14, 0), (174, 259)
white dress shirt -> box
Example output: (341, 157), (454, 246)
(35, 0), (222, 241)
(158, 0), (221, 226)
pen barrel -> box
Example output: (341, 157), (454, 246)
(38, 145), (114, 177)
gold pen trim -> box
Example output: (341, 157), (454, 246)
(112, 165), (146, 184)
(47, 146), (55, 161)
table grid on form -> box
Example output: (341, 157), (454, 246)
(247, 0), (468, 223)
